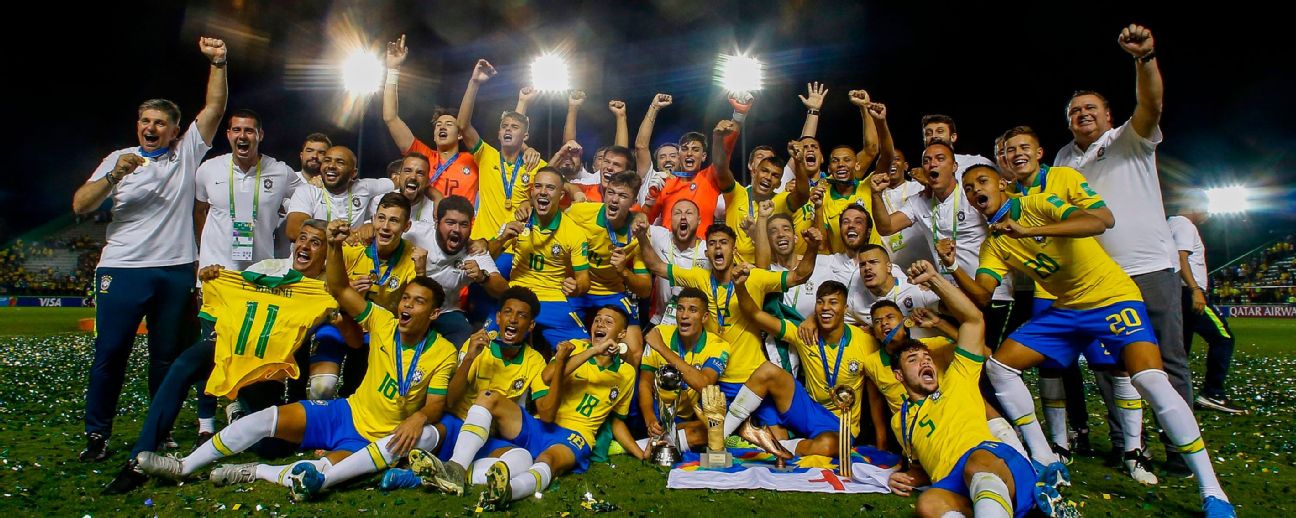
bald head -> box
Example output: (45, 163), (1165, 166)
(321, 146), (358, 190)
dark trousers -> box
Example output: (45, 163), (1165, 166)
(432, 310), (475, 348)
(1181, 287), (1235, 399)
(86, 263), (196, 437)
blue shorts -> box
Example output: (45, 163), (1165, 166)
(762, 381), (838, 440)
(434, 413), (517, 462)
(1029, 298), (1115, 369)
(574, 293), (641, 326)
(509, 411), (593, 474)
(1010, 301), (1155, 369)
(488, 299), (589, 350)
(931, 440), (1036, 518)
(299, 399), (370, 453)
(309, 325), (370, 364)
(717, 381), (783, 430)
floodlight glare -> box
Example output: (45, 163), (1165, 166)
(341, 50), (384, 95)
(1205, 185), (1252, 215)
(716, 53), (764, 95)
(531, 53), (571, 93)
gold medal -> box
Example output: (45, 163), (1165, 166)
(505, 200), (513, 210)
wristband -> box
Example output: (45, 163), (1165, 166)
(211, 59), (226, 68)
(386, 68), (400, 85)
(731, 111), (747, 123)
(806, 108), (820, 116)
(1137, 50), (1156, 63)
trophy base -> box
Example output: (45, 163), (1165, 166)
(699, 450), (733, 469)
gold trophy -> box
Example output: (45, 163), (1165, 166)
(832, 384), (857, 478)
(698, 385), (733, 468)
(647, 365), (684, 467)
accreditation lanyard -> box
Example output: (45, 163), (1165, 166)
(816, 328), (850, 388)
(325, 188), (354, 224)
(499, 153), (524, 203)
(710, 277), (734, 328)
(227, 158), (263, 223)
(930, 191), (959, 272)
(900, 397), (929, 462)
(746, 186), (756, 217)
(139, 146), (170, 161)
(430, 152), (463, 187)
(393, 328), (430, 397)
(367, 239), (404, 289)
(228, 159), (262, 261)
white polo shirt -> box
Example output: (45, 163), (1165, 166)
(1167, 216), (1207, 288)
(954, 153), (994, 179)
(844, 266), (941, 330)
(367, 192), (437, 225)
(880, 180), (937, 270)
(899, 187), (1013, 301)
(195, 153), (294, 270)
(771, 253), (856, 320)
(286, 177), (395, 228)
(89, 121), (212, 268)
(1056, 119), (1174, 276)
(402, 220), (499, 312)
(647, 225), (710, 324)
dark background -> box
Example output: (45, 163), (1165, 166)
(6, 0), (1293, 267)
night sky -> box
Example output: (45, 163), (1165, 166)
(7, 0), (1293, 267)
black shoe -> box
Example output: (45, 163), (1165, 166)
(103, 459), (147, 495)
(79, 433), (112, 462)
(1073, 429), (1096, 457)
(1163, 451), (1194, 479)
(194, 431), (215, 450)
(1050, 443), (1073, 465)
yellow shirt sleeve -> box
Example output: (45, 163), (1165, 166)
(1052, 167), (1106, 210)
(425, 337), (457, 396)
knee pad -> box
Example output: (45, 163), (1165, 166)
(307, 374), (339, 401)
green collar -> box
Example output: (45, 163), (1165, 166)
(596, 207), (631, 234)
(529, 210), (563, 232)
(671, 329), (708, 355)
(489, 340), (527, 365)
(240, 269), (303, 288)
(398, 328), (438, 350)
(822, 326), (851, 348)
(587, 351), (623, 372)
(879, 348), (893, 367)
(1008, 197), (1022, 220)
(829, 180), (859, 199)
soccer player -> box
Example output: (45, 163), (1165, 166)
(1169, 205), (1241, 414)
(885, 260), (1038, 518)
(485, 167), (591, 348)
(383, 35), (479, 203)
(918, 113), (994, 179)
(633, 93), (676, 205)
(718, 118), (811, 264)
(643, 96), (750, 237)
(103, 221), (334, 494)
(566, 172), (652, 340)
(135, 220), (457, 502)
(644, 199), (709, 326)
(307, 194), (421, 400)
(285, 146), (395, 239)
(877, 147), (938, 271)
(961, 168), (1234, 516)
(72, 37), (227, 462)
(845, 244), (942, 330)
(813, 95), (884, 254)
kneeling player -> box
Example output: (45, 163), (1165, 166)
(887, 261), (1038, 518)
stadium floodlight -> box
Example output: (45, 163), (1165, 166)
(1205, 185), (1253, 215)
(530, 53), (571, 93)
(716, 53), (764, 96)
(341, 49), (384, 95)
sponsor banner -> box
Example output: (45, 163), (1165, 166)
(3, 296), (93, 308)
(1218, 305), (1296, 318)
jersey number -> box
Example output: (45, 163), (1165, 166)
(575, 393), (600, 417)
(529, 253), (546, 271)
(1105, 307), (1144, 336)
(234, 301), (279, 359)
(1023, 252), (1060, 279)
(567, 432), (588, 450)
(919, 417), (936, 438)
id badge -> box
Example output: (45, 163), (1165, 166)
(661, 298), (679, 326)
(888, 233), (905, 252)
(232, 221), (255, 261)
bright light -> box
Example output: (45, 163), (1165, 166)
(716, 53), (764, 95)
(340, 50), (384, 95)
(1205, 185), (1253, 215)
(530, 53), (571, 93)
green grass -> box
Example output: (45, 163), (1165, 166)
(0, 311), (1292, 516)
(0, 307), (96, 337)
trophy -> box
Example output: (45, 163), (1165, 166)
(832, 385), (857, 478)
(648, 364), (684, 467)
(699, 385), (733, 469)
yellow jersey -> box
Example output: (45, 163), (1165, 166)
(553, 339), (637, 444)
(348, 302), (458, 441)
(641, 324), (734, 417)
(890, 349), (999, 481)
(722, 186), (794, 264)
(199, 269), (337, 399)
(449, 340), (551, 417)
(819, 179), (882, 254)
(775, 322), (875, 437)
(565, 202), (647, 296)
(1017, 165), (1107, 301)
(666, 265), (786, 382)
(507, 211), (591, 302)
(976, 194), (1141, 310)
(342, 240), (419, 312)
(470, 140), (548, 241)
(862, 336), (957, 412)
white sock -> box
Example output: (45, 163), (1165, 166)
(451, 405), (493, 467)
(255, 458), (332, 488)
(939, 512), (966, 518)
(470, 448), (533, 485)
(987, 358), (1058, 465)
(779, 438), (803, 455)
(307, 374), (339, 400)
(986, 417), (1029, 460)
(197, 417), (216, 434)
(508, 462), (552, 501)
(969, 472), (1013, 518)
(181, 407), (277, 475)
(723, 386), (763, 437)
(1132, 369), (1228, 502)
(1038, 376), (1069, 449)
(1111, 376), (1145, 453)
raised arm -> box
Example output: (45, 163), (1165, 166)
(446, 331), (489, 414)
(457, 59), (497, 152)
(908, 260), (985, 356)
(609, 100), (629, 148)
(536, 341), (572, 422)
(382, 34), (416, 153)
(325, 221), (369, 317)
(753, 200), (773, 269)
(868, 174), (913, 235)
(786, 228), (823, 287)
(1118, 24), (1163, 139)
(712, 120), (738, 192)
(562, 90), (585, 144)
(733, 267), (784, 336)
(785, 141), (812, 209)
(194, 37), (229, 146)
(514, 85), (537, 116)
(798, 82), (827, 138)
(634, 94), (671, 177)
(867, 102), (894, 177)
(848, 90), (879, 178)
(632, 218), (670, 278)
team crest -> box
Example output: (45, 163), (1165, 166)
(387, 277), (400, 289)
(410, 370), (424, 385)
(803, 281), (815, 293)
(689, 183), (698, 191)
(99, 275), (113, 293)
(352, 197), (363, 208)
(957, 210), (966, 222)
(929, 390), (943, 401)
(1095, 146), (1107, 160)
(521, 174), (530, 184)
(1033, 236), (1046, 243)
(462, 167), (471, 175)
(263, 178), (274, 190)
(848, 360), (861, 375)
(512, 379), (525, 391)
(551, 244), (562, 257)
(609, 388), (620, 401)
(903, 297), (913, 309)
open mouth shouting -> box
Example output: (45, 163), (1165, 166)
(919, 365), (936, 384)
(376, 228), (395, 246)
(437, 127), (450, 142)
(682, 156), (697, 171)
(970, 190), (991, 212)
(804, 151), (818, 170)
(534, 192), (552, 214)
(322, 165), (341, 185)
(500, 324), (521, 343)
(398, 310), (414, 326)
(293, 247), (313, 269)
(774, 235), (792, 252)
(403, 178), (422, 197)
(235, 138), (252, 158)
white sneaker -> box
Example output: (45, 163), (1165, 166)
(1124, 450), (1159, 485)
(135, 451), (185, 481)
(210, 463), (258, 486)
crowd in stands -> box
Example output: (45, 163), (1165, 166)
(0, 237), (101, 296)
(1210, 235), (1296, 304)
